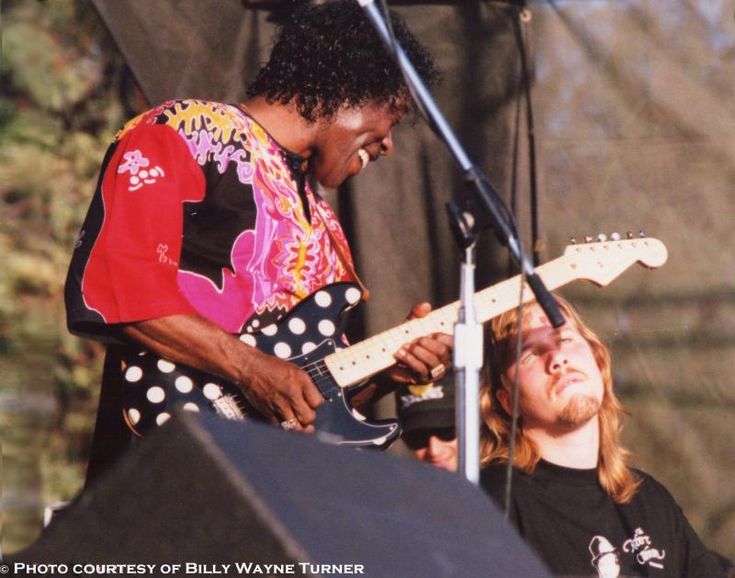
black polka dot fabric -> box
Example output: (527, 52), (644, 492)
(120, 283), (400, 448)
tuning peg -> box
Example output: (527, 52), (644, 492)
(584, 235), (594, 243)
(639, 230), (646, 238)
(610, 232), (621, 241)
(596, 233), (608, 242)
(569, 236), (577, 244)
(626, 231), (634, 239)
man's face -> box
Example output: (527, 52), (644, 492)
(310, 102), (403, 189)
(500, 305), (604, 432)
(412, 430), (458, 472)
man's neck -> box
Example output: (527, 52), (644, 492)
(240, 95), (318, 159)
(525, 416), (600, 469)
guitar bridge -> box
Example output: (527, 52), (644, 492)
(211, 393), (247, 421)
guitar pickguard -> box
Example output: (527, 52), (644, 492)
(121, 282), (401, 448)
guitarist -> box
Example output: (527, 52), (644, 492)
(65, 1), (451, 484)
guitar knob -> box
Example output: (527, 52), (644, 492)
(596, 233), (608, 242)
(639, 230), (647, 238)
(570, 236), (577, 244)
(626, 231), (634, 239)
(610, 232), (621, 241)
(584, 235), (594, 243)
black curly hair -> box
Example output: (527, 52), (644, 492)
(246, 0), (438, 122)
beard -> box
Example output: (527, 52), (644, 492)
(557, 394), (601, 427)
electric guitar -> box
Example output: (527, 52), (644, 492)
(121, 235), (668, 448)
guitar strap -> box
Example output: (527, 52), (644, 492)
(313, 201), (370, 301)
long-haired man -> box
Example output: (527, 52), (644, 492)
(480, 295), (726, 578)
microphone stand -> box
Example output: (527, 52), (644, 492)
(357, 0), (565, 484)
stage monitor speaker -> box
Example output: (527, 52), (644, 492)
(12, 412), (551, 577)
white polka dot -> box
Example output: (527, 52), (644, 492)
(139, 170), (149, 179)
(288, 318), (306, 335)
(183, 402), (200, 412)
(203, 383), (222, 400)
(157, 359), (176, 373)
(262, 324), (278, 336)
(302, 342), (317, 354)
(156, 412), (171, 426)
(127, 408), (141, 425)
(274, 342), (292, 359)
(146, 386), (165, 404)
(251, 319), (260, 328)
(239, 334), (257, 347)
(315, 291), (332, 308)
(175, 376), (193, 393)
(318, 319), (336, 336)
(345, 287), (362, 305)
(125, 366), (143, 382)
(130, 175), (140, 185)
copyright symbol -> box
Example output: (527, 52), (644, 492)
(0, 563), (9, 574)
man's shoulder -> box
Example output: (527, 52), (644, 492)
(628, 468), (680, 508)
(149, 99), (243, 128)
(480, 461), (510, 484)
(116, 99), (244, 142)
(479, 462), (517, 502)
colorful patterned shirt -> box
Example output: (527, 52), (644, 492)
(65, 99), (355, 340)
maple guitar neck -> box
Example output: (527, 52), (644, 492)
(323, 236), (668, 388)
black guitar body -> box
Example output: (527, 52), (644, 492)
(121, 283), (401, 449)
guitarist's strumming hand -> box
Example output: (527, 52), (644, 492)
(388, 302), (453, 385)
(121, 314), (323, 433)
(238, 345), (323, 433)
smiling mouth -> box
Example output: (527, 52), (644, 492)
(358, 148), (370, 170)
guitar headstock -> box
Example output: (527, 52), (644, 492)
(562, 232), (668, 286)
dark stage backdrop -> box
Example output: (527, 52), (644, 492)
(88, 0), (735, 560)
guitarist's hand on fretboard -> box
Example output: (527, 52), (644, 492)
(387, 302), (453, 386)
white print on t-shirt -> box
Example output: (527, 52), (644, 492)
(589, 535), (621, 578)
(117, 149), (166, 191)
(623, 527), (666, 569)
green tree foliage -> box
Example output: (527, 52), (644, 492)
(0, 0), (140, 552)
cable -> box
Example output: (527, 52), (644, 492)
(514, 5), (541, 265)
(504, 0), (536, 520)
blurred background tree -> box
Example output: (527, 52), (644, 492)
(0, 0), (142, 553)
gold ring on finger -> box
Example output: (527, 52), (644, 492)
(430, 363), (447, 380)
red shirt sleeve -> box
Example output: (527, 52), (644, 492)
(82, 122), (205, 323)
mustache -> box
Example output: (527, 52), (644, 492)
(552, 369), (588, 391)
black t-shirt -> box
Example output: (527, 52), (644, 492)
(480, 460), (726, 578)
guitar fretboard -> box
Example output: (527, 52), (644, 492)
(322, 236), (666, 387)
(323, 253), (578, 387)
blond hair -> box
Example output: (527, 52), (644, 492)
(480, 295), (641, 504)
